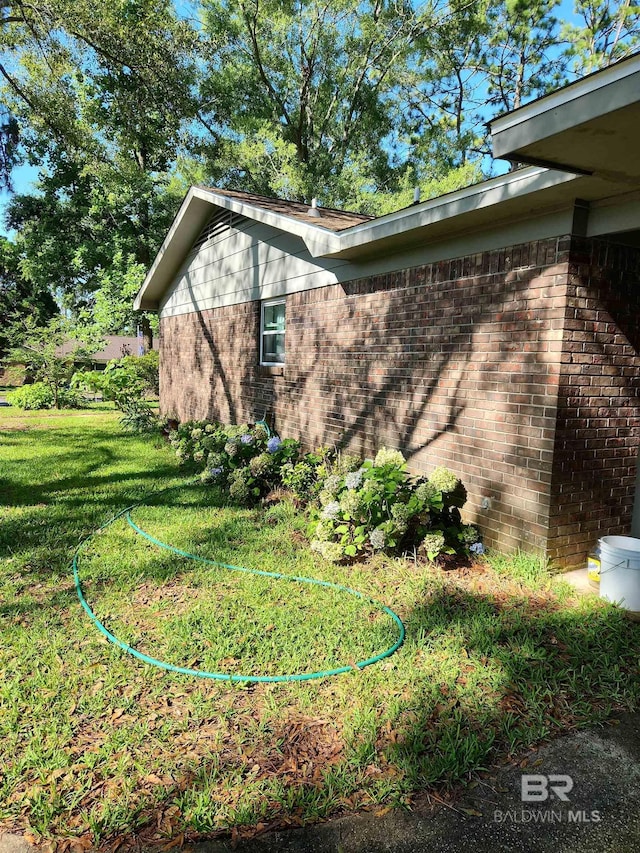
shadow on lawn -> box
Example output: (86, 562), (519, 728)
(0, 428), (177, 506)
(0, 431), (188, 582)
(0, 480), (241, 587)
(4, 478), (640, 847)
(382, 585), (639, 790)
(78, 579), (640, 850)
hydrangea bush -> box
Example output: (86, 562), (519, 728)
(309, 448), (481, 563)
(280, 447), (360, 504)
(169, 419), (299, 504)
(168, 419), (483, 561)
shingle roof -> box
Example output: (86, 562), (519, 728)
(57, 335), (157, 363)
(197, 187), (373, 232)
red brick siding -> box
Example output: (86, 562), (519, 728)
(160, 237), (571, 556)
(548, 239), (640, 566)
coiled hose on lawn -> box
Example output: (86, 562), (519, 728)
(72, 484), (406, 683)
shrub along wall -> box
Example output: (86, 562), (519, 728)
(169, 419), (482, 563)
(159, 235), (640, 567)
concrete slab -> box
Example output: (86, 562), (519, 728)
(189, 714), (640, 853)
(561, 567), (596, 596)
(0, 835), (35, 853)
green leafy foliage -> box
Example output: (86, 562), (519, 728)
(563, 0), (640, 72)
(72, 350), (159, 408)
(1, 0), (198, 330)
(72, 351), (160, 432)
(199, 0), (420, 202)
(0, 236), (58, 360)
(5, 381), (82, 409)
(170, 420), (300, 503)
(310, 448), (481, 563)
(2, 315), (102, 409)
(118, 398), (160, 433)
(280, 447), (335, 503)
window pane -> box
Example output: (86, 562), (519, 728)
(263, 302), (285, 332)
(262, 332), (285, 363)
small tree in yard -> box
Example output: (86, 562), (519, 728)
(4, 316), (103, 409)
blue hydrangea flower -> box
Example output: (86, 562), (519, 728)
(240, 433), (253, 445)
(201, 465), (224, 485)
(267, 436), (282, 453)
(470, 542), (485, 555)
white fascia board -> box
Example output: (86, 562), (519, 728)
(134, 187), (208, 310)
(327, 167), (579, 256)
(490, 53), (640, 136)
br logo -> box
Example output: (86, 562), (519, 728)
(521, 774), (574, 802)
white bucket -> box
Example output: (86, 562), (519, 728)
(599, 536), (640, 614)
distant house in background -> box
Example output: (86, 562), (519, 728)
(135, 54), (640, 568)
(1, 335), (157, 386)
(56, 335), (158, 370)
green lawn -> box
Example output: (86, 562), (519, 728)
(1, 408), (639, 849)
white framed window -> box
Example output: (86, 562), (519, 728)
(260, 298), (286, 366)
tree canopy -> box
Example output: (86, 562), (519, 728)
(0, 234), (58, 359)
(1, 0), (639, 333)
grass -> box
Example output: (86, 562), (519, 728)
(1, 408), (639, 850)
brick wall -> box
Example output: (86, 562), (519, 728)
(160, 236), (574, 557)
(548, 238), (640, 566)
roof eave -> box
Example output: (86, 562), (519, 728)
(318, 166), (580, 259)
(490, 53), (640, 173)
(134, 187), (344, 310)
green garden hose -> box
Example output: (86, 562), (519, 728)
(72, 484), (406, 683)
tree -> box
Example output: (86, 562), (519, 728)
(395, 0), (491, 181)
(0, 0), (199, 347)
(0, 105), (18, 189)
(6, 149), (178, 341)
(0, 236), (58, 360)
(198, 0), (424, 204)
(563, 0), (640, 72)
(3, 314), (102, 408)
(478, 0), (565, 116)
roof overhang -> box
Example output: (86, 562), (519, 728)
(322, 167), (582, 260)
(136, 167), (593, 310)
(134, 186), (344, 310)
(490, 53), (640, 183)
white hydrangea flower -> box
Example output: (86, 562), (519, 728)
(374, 447), (406, 468)
(321, 501), (341, 521)
(369, 528), (386, 550)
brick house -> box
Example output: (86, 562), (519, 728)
(135, 56), (640, 568)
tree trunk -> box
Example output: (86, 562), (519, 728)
(140, 314), (153, 353)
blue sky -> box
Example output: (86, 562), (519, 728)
(0, 0), (584, 236)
